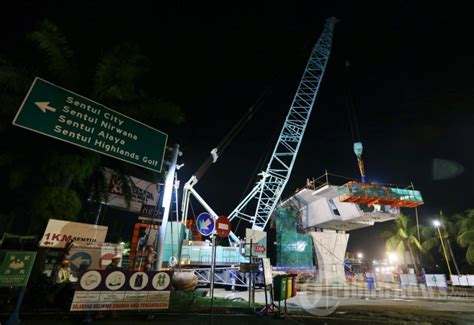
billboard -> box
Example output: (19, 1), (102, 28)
(104, 168), (160, 214)
(70, 269), (172, 311)
(39, 219), (107, 248)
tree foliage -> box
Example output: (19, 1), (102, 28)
(420, 210), (474, 271)
(382, 213), (425, 273)
(0, 19), (184, 234)
(456, 209), (474, 265)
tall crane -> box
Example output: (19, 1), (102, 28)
(182, 17), (337, 240)
(228, 17), (337, 231)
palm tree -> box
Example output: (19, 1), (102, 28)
(382, 213), (425, 274)
(421, 212), (463, 274)
(456, 209), (474, 266)
(0, 19), (184, 233)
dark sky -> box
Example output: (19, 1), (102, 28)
(2, 2), (474, 260)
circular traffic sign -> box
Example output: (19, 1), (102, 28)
(196, 212), (215, 236)
(100, 253), (117, 270)
(216, 215), (231, 237)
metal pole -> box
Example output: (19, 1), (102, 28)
(6, 286), (26, 325)
(210, 236), (217, 309)
(437, 227), (453, 276)
(156, 144), (181, 270)
(415, 207), (421, 242)
(447, 239), (461, 275)
(174, 174), (180, 222)
(248, 239), (253, 306)
(411, 182), (421, 243)
(94, 203), (103, 225)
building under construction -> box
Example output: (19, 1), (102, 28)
(276, 172), (423, 284)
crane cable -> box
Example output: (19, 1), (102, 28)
(344, 60), (361, 143)
(194, 86), (273, 181)
(344, 60), (366, 182)
(233, 127), (277, 234)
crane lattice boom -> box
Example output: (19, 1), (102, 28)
(228, 17), (337, 231)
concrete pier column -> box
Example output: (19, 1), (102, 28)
(309, 230), (349, 285)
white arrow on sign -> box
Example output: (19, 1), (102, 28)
(202, 218), (212, 230)
(71, 256), (90, 268)
(35, 101), (56, 113)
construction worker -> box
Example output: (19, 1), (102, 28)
(106, 254), (122, 270)
(50, 257), (74, 310)
(143, 245), (157, 271)
(97, 254), (122, 320)
(55, 258), (71, 284)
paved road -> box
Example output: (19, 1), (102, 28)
(213, 286), (474, 324)
(8, 286), (474, 324)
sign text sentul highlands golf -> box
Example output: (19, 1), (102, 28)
(13, 78), (168, 172)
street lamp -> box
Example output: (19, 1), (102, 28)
(357, 252), (363, 259)
(387, 252), (398, 265)
(433, 220), (453, 276)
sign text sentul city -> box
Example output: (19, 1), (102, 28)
(13, 77), (168, 172)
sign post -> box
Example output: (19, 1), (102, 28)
(209, 216), (231, 324)
(13, 77), (168, 172)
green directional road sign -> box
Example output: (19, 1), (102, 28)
(13, 77), (168, 172)
(0, 251), (37, 287)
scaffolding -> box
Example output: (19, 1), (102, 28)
(276, 207), (314, 268)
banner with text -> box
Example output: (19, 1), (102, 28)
(70, 269), (172, 311)
(39, 219), (108, 248)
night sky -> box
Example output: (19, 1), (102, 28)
(2, 2), (474, 261)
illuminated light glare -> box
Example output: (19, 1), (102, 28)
(433, 220), (441, 227)
(357, 252), (363, 259)
(387, 252), (399, 265)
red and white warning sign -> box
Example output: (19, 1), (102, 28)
(215, 216), (231, 238)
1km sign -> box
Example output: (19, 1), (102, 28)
(13, 77), (168, 172)
(39, 219), (107, 248)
